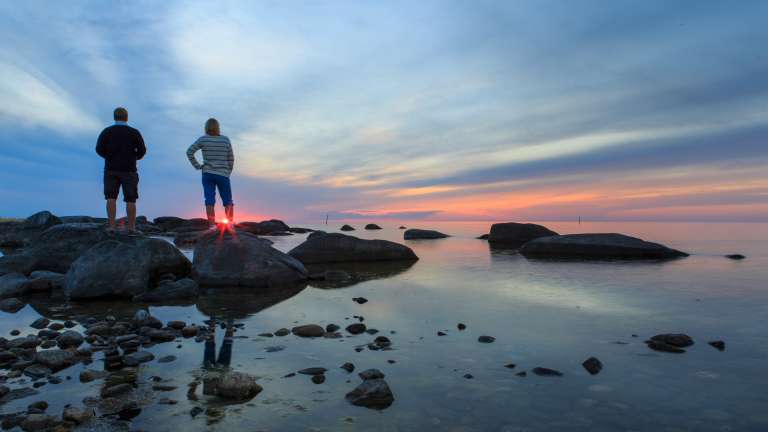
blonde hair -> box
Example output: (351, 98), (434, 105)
(205, 118), (220, 136)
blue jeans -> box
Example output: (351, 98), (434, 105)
(202, 173), (233, 206)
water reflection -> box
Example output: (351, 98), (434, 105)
(203, 316), (233, 369)
(305, 260), (416, 289)
(195, 285), (306, 319)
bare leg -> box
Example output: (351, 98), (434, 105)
(126, 202), (137, 232)
(206, 205), (216, 224)
(106, 199), (117, 230)
(225, 205), (234, 223)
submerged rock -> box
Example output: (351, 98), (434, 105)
(192, 231), (307, 288)
(708, 340), (726, 351)
(288, 233), (418, 264)
(520, 233), (688, 260)
(403, 229), (449, 240)
(34, 349), (77, 371)
(487, 222), (558, 248)
(64, 237), (191, 299)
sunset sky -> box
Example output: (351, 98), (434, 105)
(1, 1), (767, 222)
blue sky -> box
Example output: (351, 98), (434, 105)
(1, 1), (767, 222)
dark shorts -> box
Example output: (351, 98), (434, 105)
(104, 170), (139, 203)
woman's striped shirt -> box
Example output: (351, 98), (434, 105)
(186, 135), (234, 177)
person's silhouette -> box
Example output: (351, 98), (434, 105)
(203, 315), (234, 369)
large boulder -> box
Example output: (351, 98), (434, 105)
(154, 216), (211, 232)
(404, 229), (449, 240)
(235, 220), (290, 235)
(10, 223), (111, 274)
(0, 211), (63, 249)
(64, 237), (192, 299)
(289, 233), (418, 264)
(24, 211), (62, 229)
(487, 222), (558, 247)
(520, 233), (689, 260)
(192, 231), (307, 288)
(0, 273), (31, 298)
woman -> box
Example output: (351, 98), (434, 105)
(186, 118), (235, 224)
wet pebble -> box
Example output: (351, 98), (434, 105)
(298, 367), (327, 376)
(312, 375), (326, 384)
(30, 318), (50, 330)
(346, 323), (367, 335)
(708, 340), (726, 351)
(582, 357), (603, 375)
(477, 336), (495, 343)
(158, 355), (177, 363)
(532, 367), (563, 377)
(352, 297), (368, 304)
(326, 324), (340, 333)
(274, 328), (290, 337)
(457, 323), (466, 330)
(341, 362), (355, 373)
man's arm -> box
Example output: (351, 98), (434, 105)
(186, 140), (203, 170)
(135, 130), (147, 160)
(96, 129), (107, 158)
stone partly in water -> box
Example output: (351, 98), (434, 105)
(340, 225), (355, 231)
(291, 324), (325, 338)
(56, 330), (84, 349)
(203, 371), (263, 401)
(64, 237), (192, 299)
(289, 233), (418, 264)
(34, 349), (77, 371)
(650, 333), (694, 347)
(364, 224), (382, 230)
(725, 254), (746, 260)
(478, 335), (495, 343)
(520, 233), (689, 260)
(708, 340), (726, 351)
(532, 367), (563, 377)
(645, 341), (686, 353)
(487, 222), (558, 248)
(403, 229), (450, 240)
(345, 376), (394, 409)
(133, 278), (198, 302)
(0, 298), (25, 313)
(192, 230), (307, 288)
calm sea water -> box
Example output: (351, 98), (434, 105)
(3, 221), (767, 431)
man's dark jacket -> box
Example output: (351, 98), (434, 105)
(96, 124), (146, 172)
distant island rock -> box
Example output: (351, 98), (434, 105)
(364, 224), (382, 230)
(403, 229), (449, 240)
(520, 233), (688, 260)
(487, 222), (558, 248)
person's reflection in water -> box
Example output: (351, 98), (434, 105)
(203, 315), (234, 369)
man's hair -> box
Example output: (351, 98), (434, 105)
(113, 107), (128, 122)
(205, 118), (220, 135)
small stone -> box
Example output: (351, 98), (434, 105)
(352, 297), (368, 304)
(504, 363), (516, 369)
(463, 374), (473, 379)
(341, 362), (355, 373)
(181, 326), (199, 338)
(345, 378), (394, 409)
(346, 323), (367, 335)
(725, 254), (746, 260)
(457, 323), (466, 330)
(167, 321), (186, 330)
(298, 367), (327, 376)
(30, 318), (50, 330)
(158, 355), (176, 363)
(101, 383), (132, 398)
(0, 298), (25, 313)
(258, 333), (274, 337)
(582, 357), (603, 375)
(646, 340), (686, 353)
(283, 373), (296, 378)
(20, 414), (58, 431)
(291, 325), (325, 338)
(56, 330), (84, 349)
(708, 340), (726, 351)
(10, 329), (20, 336)
(47, 323), (64, 331)
(27, 400), (48, 412)
(62, 406), (95, 424)
(326, 324), (340, 333)
(190, 406), (204, 418)
(437, 331), (446, 336)
(152, 384), (177, 392)
(387, 360), (396, 364)
(158, 398), (178, 405)
(532, 367), (563, 377)
(274, 328), (290, 337)
(516, 371), (527, 377)
(123, 351), (155, 366)
(478, 335), (495, 343)
(650, 333), (694, 347)
(311, 374), (326, 384)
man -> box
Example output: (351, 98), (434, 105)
(96, 107), (146, 233)
(186, 118), (235, 224)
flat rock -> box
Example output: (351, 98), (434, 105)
(34, 349), (77, 371)
(235, 220), (290, 235)
(192, 231), (307, 288)
(532, 367), (563, 377)
(478, 335), (495, 343)
(298, 367), (327, 376)
(364, 224), (382, 230)
(650, 333), (694, 347)
(520, 233), (688, 259)
(403, 229), (449, 240)
(289, 233), (418, 264)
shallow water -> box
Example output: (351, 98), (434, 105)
(2, 221), (768, 431)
